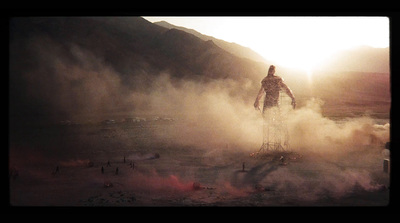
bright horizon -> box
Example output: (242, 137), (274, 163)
(143, 16), (389, 74)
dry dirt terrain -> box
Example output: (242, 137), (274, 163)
(9, 115), (390, 207)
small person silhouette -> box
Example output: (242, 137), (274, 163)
(115, 167), (119, 175)
(101, 166), (104, 174)
(52, 166), (59, 176)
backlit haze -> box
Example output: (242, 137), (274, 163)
(9, 16), (391, 206)
(143, 16), (389, 76)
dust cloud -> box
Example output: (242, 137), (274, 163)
(127, 72), (390, 156)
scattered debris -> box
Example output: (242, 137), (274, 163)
(153, 116), (175, 122)
(193, 182), (202, 190)
(87, 161), (94, 167)
(152, 153), (160, 159)
(254, 184), (274, 192)
(104, 181), (113, 188)
(192, 182), (215, 190)
(130, 161), (135, 170)
(250, 151), (302, 165)
(59, 120), (73, 126)
(81, 192), (136, 206)
(124, 117), (147, 123)
(101, 119), (116, 125)
(142, 153), (160, 160)
(383, 159), (390, 173)
(279, 156), (288, 165)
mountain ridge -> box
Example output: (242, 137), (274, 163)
(316, 45), (390, 74)
(153, 20), (268, 64)
(9, 17), (268, 121)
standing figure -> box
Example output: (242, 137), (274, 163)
(254, 65), (295, 153)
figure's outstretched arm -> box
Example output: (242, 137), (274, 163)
(254, 86), (265, 110)
(280, 82), (296, 109)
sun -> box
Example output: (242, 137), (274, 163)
(266, 48), (326, 77)
(143, 16), (389, 78)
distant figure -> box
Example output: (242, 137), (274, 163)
(254, 65), (296, 113)
(115, 167), (119, 175)
(253, 65), (296, 153)
(52, 166), (59, 176)
(242, 162), (245, 172)
(101, 166), (104, 174)
(107, 160), (111, 167)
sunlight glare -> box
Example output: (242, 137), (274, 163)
(143, 16), (389, 74)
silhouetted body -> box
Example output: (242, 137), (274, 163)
(254, 65), (296, 113)
(253, 65), (295, 153)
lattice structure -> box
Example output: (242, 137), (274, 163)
(251, 91), (291, 158)
(261, 105), (289, 150)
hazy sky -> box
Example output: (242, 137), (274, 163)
(143, 16), (389, 72)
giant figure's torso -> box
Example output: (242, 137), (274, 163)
(261, 75), (283, 108)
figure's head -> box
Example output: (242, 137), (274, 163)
(268, 65), (275, 76)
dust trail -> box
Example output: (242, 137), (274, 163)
(132, 73), (390, 156)
(285, 98), (390, 154)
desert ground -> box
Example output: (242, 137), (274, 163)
(9, 112), (390, 207)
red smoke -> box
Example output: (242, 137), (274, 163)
(126, 172), (195, 192)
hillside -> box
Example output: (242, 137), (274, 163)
(316, 46), (390, 74)
(9, 17), (268, 123)
(153, 20), (268, 63)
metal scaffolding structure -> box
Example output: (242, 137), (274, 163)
(259, 106), (290, 152)
(251, 90), (292, 158)
(252, 65), (296, 158)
